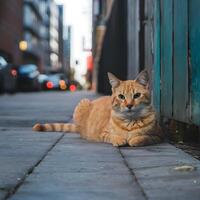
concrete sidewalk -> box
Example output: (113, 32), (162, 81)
(0, 91), (200, 200)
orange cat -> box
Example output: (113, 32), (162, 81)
(33, 70), (164, 146)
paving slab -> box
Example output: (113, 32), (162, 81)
(1, 91), (200, 200)
(120, 143), (200, 169)
(0, 91), (98, 128)
(9, 134), (145, 200)
(0, 91), (101, 199)
(120, 143), (200, 200)
(0, 130), (63, 198)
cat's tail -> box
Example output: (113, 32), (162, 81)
(32, 123), (78, 133)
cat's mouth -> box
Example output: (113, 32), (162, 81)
(114, 104), (151, 120)
(125, 109), (134, 114)
(124, 110), (139, 118)
(114, 108), (140, 119)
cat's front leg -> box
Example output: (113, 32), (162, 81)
(128, 135), (161, 147)
(100, 131), (127, 147)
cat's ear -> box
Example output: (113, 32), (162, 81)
(107, 72), (121, 88)
(135, 70), (149, 87)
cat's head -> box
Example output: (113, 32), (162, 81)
(108, 70), (151, 119)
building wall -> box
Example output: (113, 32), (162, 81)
(92, 0), (114, 90)
(58, 5), (64, 71)
(63, 26), (71, 75)
(22, 0), (54, 72)
(94, 0), (155, 92)
(97, 0), (127, 94)
(23, 0), (43, 70)
(49, 1), (59, 72)
(40, 0), (51, 71)
(0, 0), (23, 64)
(0, 0), (63, 73)
(127, 0), (140, 79)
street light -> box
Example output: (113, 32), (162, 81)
(19, 41), (28, 51)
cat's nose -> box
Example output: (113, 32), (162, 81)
(126, 104), (133, 110)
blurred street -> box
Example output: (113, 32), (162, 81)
(0, 91), (200, 200)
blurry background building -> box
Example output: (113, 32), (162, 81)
(69, 0), (93, 85)
(58, 5), (64, 72)
(0, 0), (23, 65)
(23, 0), (48, 71)
(0, 0), (65, 74)
(49, 0), (59, 72)
(92, 0), (123, 93)
(92, 0), (114, 91)
(63, 26), (71, 76)
(0, 0), (93, 88)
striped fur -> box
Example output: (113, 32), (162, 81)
(32, 123), (78, 132)
(33, 70), (164, 147)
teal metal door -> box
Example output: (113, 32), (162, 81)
(189, 0), (200, 125)
(160, 0), (173, 119)
(153, 0), (200, 126)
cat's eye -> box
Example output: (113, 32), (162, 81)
(133, 93), (141, 99)
(118, 94), (125, 100)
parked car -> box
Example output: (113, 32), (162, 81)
(37, 74), (49, 90)
(67, 80), (82, 92)
(0, 56), (18, 94)
(45, 74), (60, 90)
(44, 74), (65, 90)
(38, 73), (82, 92)
(17, 64), (40, 91)
(43, 73), (68, 91)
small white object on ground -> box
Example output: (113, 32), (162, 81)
(173, 165), (196, 171)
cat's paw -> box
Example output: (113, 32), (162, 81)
(128, 136), (150, 147)
(110, 135), (127, 147)
(32, 123), (43, 131)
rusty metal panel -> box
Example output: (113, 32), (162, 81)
(173, 0), (189, 122)
(189, 0), (200, 125)
(160, 0), (173, 118)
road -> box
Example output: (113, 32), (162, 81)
(0, 91), (200, 200)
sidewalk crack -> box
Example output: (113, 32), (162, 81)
(4, 133), (65, 200)
(118, 148), (148, 200)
